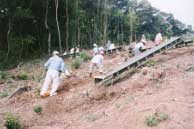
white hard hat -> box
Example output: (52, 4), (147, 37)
(93, 43), (97, 47)
(53, 50), (59, 55)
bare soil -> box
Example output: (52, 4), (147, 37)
(1, 45), (194, 129)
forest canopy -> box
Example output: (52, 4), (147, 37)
(0, 0), (192, 69)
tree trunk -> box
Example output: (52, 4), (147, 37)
(75, 0), (79, 47)
(117, 17), (120, 46)
(45, 0), (51, 54)
(55, 0), (62, 53)
(130, 10), (133, 43)
(102, 0), (108, 46)
(121, 22), (124, 45)
(65, 0), (69, 52)
(6, 19), (11, 61)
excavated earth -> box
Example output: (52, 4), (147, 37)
(1, 44), (194, 129)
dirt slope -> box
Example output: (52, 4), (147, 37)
(1, 45), (194, 129)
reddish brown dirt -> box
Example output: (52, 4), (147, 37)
(1, 45), (194, 129)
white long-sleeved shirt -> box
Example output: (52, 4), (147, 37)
(44, 55), (65, 73)
(134, 42), (145, 50)
(92, 47), (99, 55)
(91, 54), (104, 66)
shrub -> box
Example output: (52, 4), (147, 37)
(144, 60), (157, 67)
(0, 71), (8, 79)
(4, 113), (21, 129)
(71, 58), (82, 69)
(17, 72), (28, 80)
(145, 112), (169, 127)
(0, 91), (9, 98)
(79, 51), (91, 62)
(33, 105), (42, 114)
(145, 115), (159, 127)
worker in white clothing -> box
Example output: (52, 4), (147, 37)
(70, 47), (75, 54)
(89, 50), (104, 77)
(133, 42), (145, 56)
(109, 43), (115, 50)
(92, 43), (99, 56)
(155, 33), (163, 45)
(106, 40), (111, 50)
(99, 46), (104, 52)
(141, 34), (147, 44)
(40, 50), (67, 97)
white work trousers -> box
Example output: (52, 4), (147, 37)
(89, 63), (103, 73)
(40, 69), (60, 96)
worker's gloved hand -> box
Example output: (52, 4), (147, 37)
(60, 73), (66, 80)
(65, 69), (71, 76)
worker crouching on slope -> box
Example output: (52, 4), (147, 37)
(89, 50), (104, 77)
(40, 50), (67, 97)
(133, 41), (146, 56)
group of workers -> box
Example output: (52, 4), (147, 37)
(40, 32), (163, 97)
(133, 32), (163, 56)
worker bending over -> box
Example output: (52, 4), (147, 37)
(133, 41), (146, 56)
(40, 51), (67, 97)
(89, 50), (104, 77)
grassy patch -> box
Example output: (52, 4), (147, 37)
(145, 112), (169, 127)
(145, 115), (159, 127)
(0, 71), (8, 79)
(84, 114), (98, 122)
(4, 113), (21, 129)
(33, 105), (42, 114)
(144, 60), (157, 67)
(71, 58), (82, 69)
(16, 72), (28, 80)
(0, 91), (9, 98)
(79, 51), (91, 62)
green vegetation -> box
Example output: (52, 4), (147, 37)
(33, 105), (43, 114)
(16, 72), (28, 80)
(85, 114), (98, 122)
(146, 115), (159, 127)
(144, 60), (158, 67)
(0, 91), (9, 98)
(4, 113), (21, 129)
(71, 58), (82, 69)
(0, 71), (8, 79)
(79, 51), (91, 62)
(145, 112), (169, 127)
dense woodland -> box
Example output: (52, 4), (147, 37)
(0, 0), (193, 69)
